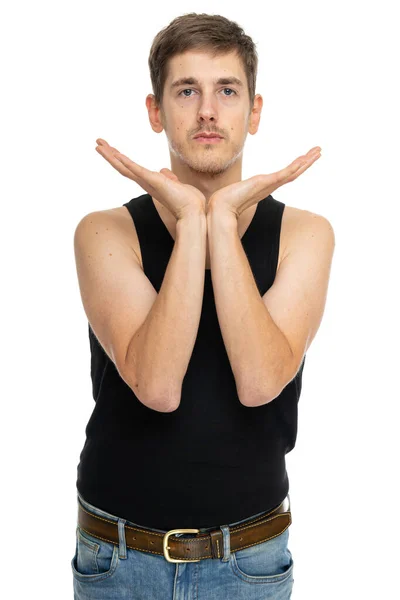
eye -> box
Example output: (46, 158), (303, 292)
(178, 88), (237, 97)
(221, 88), (237, 96)
(179, 89), (195, 97)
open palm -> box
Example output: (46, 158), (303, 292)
(208, 146), (321, 216)
(95, 139), (206, 219)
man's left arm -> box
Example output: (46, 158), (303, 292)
(207, 204), (335, 407)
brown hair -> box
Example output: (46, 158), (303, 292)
(148, 13), (258, 112)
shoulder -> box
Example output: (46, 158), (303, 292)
(280, 204), (335, 262)
(74, 206), (133, 238)
(74, 206), (141, 262)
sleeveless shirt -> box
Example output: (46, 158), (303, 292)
(76, 192), (305, 530)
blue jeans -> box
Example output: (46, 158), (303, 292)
(71, 491), (294, 599)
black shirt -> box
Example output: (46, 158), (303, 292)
(76, 192), (305, 530)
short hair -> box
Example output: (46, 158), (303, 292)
(148, 13), (258, 111)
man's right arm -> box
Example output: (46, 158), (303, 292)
(73, 207), (207, 413)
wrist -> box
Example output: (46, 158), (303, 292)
(176, 202), (206, 221)
(176, 210), (207, 233)
(206, 204), (238, 239)
(207, 200), (238, 224)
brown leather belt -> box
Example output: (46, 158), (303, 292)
(78, 495), (291, 563)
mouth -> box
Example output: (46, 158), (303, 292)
(193, 135), (224, 144)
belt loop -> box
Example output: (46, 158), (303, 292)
(117, 518), (127, 559)
(220, 525), (231, 562)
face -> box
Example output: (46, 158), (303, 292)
(153, 50), (261, 176)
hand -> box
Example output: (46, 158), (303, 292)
(95, 139), (206, 220)
(207, 146), (322, 217)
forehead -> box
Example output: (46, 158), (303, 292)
(166, 50), (246, 85)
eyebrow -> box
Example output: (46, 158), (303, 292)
(170, 76), (244, 89)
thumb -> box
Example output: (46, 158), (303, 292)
(160, 168), (179, 182)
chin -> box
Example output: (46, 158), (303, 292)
(190, 161), (230, 177)
(171, 141), (234, 175)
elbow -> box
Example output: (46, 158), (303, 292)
(148, 380), (182, 412)
(238, 354), (295, 407)
(144, 386), (181, 412)
(239, 391), (274, 408)
(153, 384), (182, 412)
(140, 384), (181, 413)
(238, 379), (283, 407)
(120, 367), (181, 413)
(151, 396), (180, 413)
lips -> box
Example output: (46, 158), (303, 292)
(193, 133), (223, 139)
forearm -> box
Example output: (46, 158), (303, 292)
(128, 209), (207, 411)
(207, 205), (293, 406)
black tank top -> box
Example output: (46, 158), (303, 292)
(76, 192), (305, 530)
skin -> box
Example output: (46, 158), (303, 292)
(146, 49), (262, 202)
(95, 48), (320, 246)
(92, 48), (328, 406)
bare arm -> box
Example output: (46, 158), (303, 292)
(74, 207), (207, 414)
(83, 138), (209, 412)
(207, 205), (334, 406)
(125, 207), (207, 411)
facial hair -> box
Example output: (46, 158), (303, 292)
(168, 133), (245, 177)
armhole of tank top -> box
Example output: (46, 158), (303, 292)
(88, 322), (111, 401)
(96, 358), (110, 401)
(121, 201), (143, 269)
(270, 199), (286, 279)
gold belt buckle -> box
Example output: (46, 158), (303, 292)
(163, 528), (200, 563)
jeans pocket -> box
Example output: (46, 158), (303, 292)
(71, 525), (119, 583)
(230, 526), (294, 584)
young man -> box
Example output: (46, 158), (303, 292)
(71, 12), (334, 599)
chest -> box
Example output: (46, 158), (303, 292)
(114, 203), (301, 274)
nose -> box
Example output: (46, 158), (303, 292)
(198, 112), (216, 123)
(197, 95), (218, 124)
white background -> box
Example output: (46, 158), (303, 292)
(1, 1), (399, 598)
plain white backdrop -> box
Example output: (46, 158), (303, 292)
(1, 1), (399, 598)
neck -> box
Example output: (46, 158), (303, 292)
(169, 155), (243, 205)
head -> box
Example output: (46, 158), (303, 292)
(146, 13), (263, 179)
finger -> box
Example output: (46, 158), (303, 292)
(113, 151), (155, 181)
(96, 139), (122, 157)
(96, 140), (156, 183)
(160, 168), (179, 182)
(95, 143), (139, 177)
(96, 145), (165, 195)
(291, 147), (321, 173)
(285, 148), (321, 182)
(273, 147), (321, 186)
(304, 146), (321, 158)
(95, 145), (139, 180)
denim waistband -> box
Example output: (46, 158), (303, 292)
(76, 491), (289, 535)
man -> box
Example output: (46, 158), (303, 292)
(71, 12), (335, 599)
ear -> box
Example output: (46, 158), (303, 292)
(146, 94), (164, 134)
(248, 94), (263, 135)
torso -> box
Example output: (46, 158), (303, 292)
(104, 198), (308, 273)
